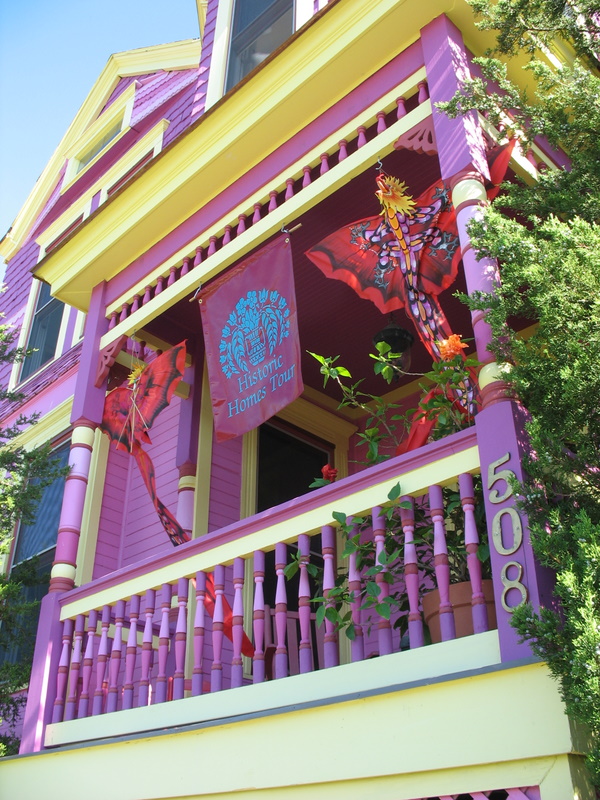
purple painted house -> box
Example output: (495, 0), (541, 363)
(0, 2), (592, 798)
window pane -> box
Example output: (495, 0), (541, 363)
(226, 0), (294, 91)
(20, 289), (64, 382)
(13, 443), (70, 564)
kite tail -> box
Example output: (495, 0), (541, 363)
(132, 444), (190, 546)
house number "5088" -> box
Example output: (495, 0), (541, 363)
(488, 453), (528, 612)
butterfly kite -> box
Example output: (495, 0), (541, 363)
(100, 342), (253, 657)
(306, 142), (515, 427)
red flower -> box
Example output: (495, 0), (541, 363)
(321, 464), (338, 482)
(438, 334), (468, 361)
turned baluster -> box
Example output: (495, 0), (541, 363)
(119, 303), (129, 323)
(194, 246), (203, 267)
(268, 190), (278, 213)
(130, 294), (141, 314)
(222, 225), (232, 246)
(460, 473), (488, 633)
(253, 203), (262, 224)
(319, 153), (330, 174)
(373, 507), (393, 655)
(297, 534), (313, 673)
(302, 166), (312, 187)
(65, 614), (85, 720)
(138, 589), (155, 707)
(322, 525), (339, 667)
(52, 619), (73, 723)
(356, 126), (367, 148)
(78, 610), (98, 718)
(207, 235), (218, 256)
(285, 178), (295, 201)
(211, 566), (225, 692)
(231, 558), (245, 688)
(167, 265), (178, 287)
(155, 584), (172, 704)
(142, 285), (153, 305)
(108, 311), (118, 330)
(106, 599), (125, 713)
(155, 275), (165, 296)
(122, 595), (140, 710)
(274, 542), (289, 679)
(347, 518), (364, 662)
(173, 578), (189, 700)
(180, 256), (192, 277)
(338, 140), (348, 161)
(429, 485), (456, 641)
(376, 111), (387, 134)
(93, 605), (111, 715)
(192, 573), (206, 696)
(396, 97), (407, 118)
(400, 497), (424, 648)
(237, 214), (247, 235)
(253, 550), (266, 683)
(418, 80), (429, 103)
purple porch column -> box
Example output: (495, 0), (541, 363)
(422, 17), (553, 660)
(175, 354), (203, 538)
(20, 282), (109, 754)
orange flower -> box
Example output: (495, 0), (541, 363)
(438, 334), (468, 361)
(321, 464), (338, 482)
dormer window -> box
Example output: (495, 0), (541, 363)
(75, 116), (124, 175)
(225, 0), (294, 92)
(62, 82), (136, 190)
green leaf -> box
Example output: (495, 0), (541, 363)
(316, 605), (326, 627)
(366, 582), (381, 598)
(375, 603), (391, 620)
(332, 511), (347, 525)
(283, 561), (298, 580)
(387, 482), (402, 501)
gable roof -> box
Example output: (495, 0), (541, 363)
(0, 38), (201, 263)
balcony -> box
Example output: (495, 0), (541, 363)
(41, 426), (503, 749)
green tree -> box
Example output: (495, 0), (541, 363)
(0, 313), (67, 756)
(439, 0), (600, 788)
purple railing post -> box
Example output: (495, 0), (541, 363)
(400, 497), (424, 648)
(106, 600), (125, 713)
(373, 507), (393, 656)
(460, 473), (489, 634)
(138, 589), (155, 707)
(321, 525), (339, 667)
(192, 573), (206, 696)
(231, 558), (245, 688)
(52, 618), (73, 724)
(211, 566), (225, 692)
(155, 584), (172, 704)
(65, 614), (85, 721)
(429, 485), (456, 641)
(122, 595), (141, 710)
(338, 140), (348, 161)
(93, 605), (111, 715)
(253, 551), (266, 683)
(173, 578), (189, 700)
(274, 543), (289, 679)
(297, 534), (314, 673)
(347, 518), (365, 663)
(78, 609), (97, 718)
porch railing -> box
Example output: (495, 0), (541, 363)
(48, 428), (491, 737)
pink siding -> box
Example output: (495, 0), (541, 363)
(94, 446), (130, 579)
(207, 435), (243, 532)
(190, 0), (218, 119)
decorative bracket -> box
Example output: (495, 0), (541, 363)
(394, 117), (437, 155)
(95, 335), (128, 387)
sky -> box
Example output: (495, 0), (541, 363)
(0, 0), (200, 247)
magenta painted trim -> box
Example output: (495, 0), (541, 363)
(60, 426), (477, 608)
(70, 281), (109, 425)
(103, 40), (425, 307)
(421, 15), (489, 181)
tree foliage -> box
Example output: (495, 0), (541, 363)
(0, 313), (67, 756)
(440, 0), (600, 788)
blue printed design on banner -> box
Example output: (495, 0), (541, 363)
(219, 289), (290, 378)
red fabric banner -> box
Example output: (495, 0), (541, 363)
(200, 236), (303, 441)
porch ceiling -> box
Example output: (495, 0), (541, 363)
(144, 147), (475, 403)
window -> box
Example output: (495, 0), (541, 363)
(225, 0), (294, 91)
(19, 282), (65, 383)
(0, 442), (70, 666)
(75, 116), (123, 175)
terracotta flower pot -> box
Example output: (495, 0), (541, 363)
(421, 579), (497, 644)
